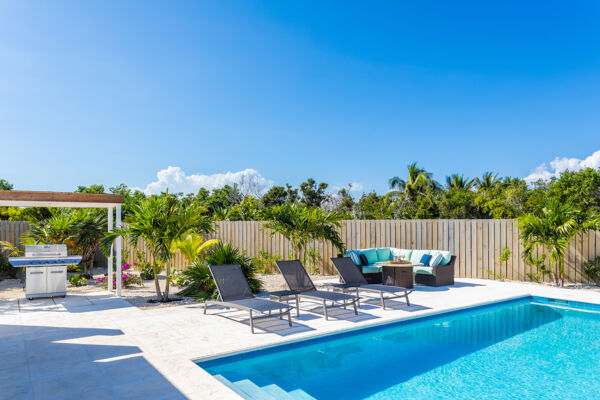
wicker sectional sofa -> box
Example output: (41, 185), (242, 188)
(345, 248), (456, 286)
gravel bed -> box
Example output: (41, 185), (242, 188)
(0, 269), (339, 308)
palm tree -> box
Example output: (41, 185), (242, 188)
(389, 162), (439, 200)
(171, 233), (219, 265)
(262, 203), (344, 269)
(519, 200), (600, 286)
(104, 193), (213, 302)
(475, 172), (499, 189)
(445, 174), (475, 190)
(71, 210), (107, 278)
(21, 211), (78, 247)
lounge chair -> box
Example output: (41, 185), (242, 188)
(204, 264), (292, 334)
(274, 260), (359, 320)
(329, 257), (412, 309)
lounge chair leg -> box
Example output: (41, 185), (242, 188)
(279, 309), (282, 319)
(323, 299), (329, 320)
(356, 288), (360, 307)
(405, 291), (411, 306)
(380, 292), (386, 310)
(287, 309), (292, 327)
(249, 310), (254, 334)
(269, 310), (272, 316)
(203, 301), (208, 314)
(295, 295), (300, 317)
(343, 300), (346, 310)
(353, 299), (358, 315)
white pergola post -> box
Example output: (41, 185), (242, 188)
(116, 204), (122, 296)
(107, 206), (114, 293)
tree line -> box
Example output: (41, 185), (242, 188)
(2, 163), (600, 221)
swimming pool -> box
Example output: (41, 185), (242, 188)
(198, 296), (600, 399)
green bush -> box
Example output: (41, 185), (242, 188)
(134, 250), (157, 280)
(69, 274), (87, 286)
(167, 268), (189, 287)
(0, 253), (17, 280)
(584, 256), (600, 286)
(178, 242), (262, 299)
(254, 250), (281, 274)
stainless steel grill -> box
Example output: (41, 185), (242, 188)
(9, 245), (82, 300)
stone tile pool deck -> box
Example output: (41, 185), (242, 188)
(2, 279), (600, 400)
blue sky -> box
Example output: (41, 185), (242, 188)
(1, 1), (599, 195)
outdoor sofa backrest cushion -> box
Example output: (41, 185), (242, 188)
(376, 248), (392, 262)
(362, 248), (379, 264)
(391, 248), (412, 260)
(348, 248), (452, 267)
(410, 249), (431, 264)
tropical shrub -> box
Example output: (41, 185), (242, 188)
(177, 262), (212, 299)
(519, 200), (600, 286)
(178, 242), (262, 299)
(69, 274), (87, 286)
(583, 256), (600, 286)
(97, 263), (142, 289)
(171, 233), (218, 264)
(254, 250), (281, 274)
(134, 250), (156, 279)
(0, 241), (19, 279)
(168, 269), (189, 287)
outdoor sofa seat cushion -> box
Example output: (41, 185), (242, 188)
(362, 265), (382, 274)
(413, 266), (434, 275)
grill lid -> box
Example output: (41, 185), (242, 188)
(9, 244), (82, 268)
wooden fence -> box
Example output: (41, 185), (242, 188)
(2, 220), (600, 283)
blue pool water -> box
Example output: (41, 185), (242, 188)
(198, 297), (600, 399)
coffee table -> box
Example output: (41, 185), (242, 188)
(381, 263), (420, 289)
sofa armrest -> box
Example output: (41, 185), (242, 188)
(433, 255), (456, 277)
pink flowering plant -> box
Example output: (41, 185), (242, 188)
(97, 263), (143, 289)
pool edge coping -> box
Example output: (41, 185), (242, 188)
(193, 293), (532, 365)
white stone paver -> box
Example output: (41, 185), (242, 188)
(2, 279), (600, 399)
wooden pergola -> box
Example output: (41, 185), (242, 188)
(0, 191), (125, 296)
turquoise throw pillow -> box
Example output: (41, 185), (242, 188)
(420, 254), (432, 265)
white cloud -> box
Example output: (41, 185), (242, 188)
(349, 182), (364, 192)
(136, 166), (274, 196)
(332, 182), (364, 193)
(524, 149), (600, 184)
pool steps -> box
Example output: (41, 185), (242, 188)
(214, 372), (317, 400)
